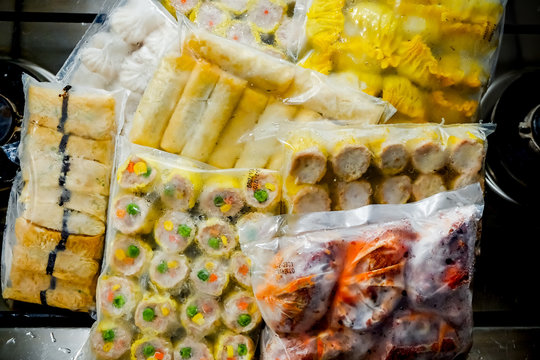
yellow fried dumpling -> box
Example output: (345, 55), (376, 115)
(306, 0), (345, 50)
(429, 89), (479, 124)
(396, 35), (439, 89)
(382, 75), (426, 121)
(435, 53), (488, 88)
(440, 0), (504, 25)
(337, 36), (399, 70)
(297, 48), (334, 75)
(345, 2), (403, 66)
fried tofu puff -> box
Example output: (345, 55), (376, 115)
(199, 175), (245, 218)
(154, 211), (197, 253)
(131, 336), (174, 360)
(214, 332), (255, 360)
(134, 295), (179, 335)
(196, 218), (238, 257)
(181, 295), (221, 338)
(222, 290), (262, 333)
(90, 320), (132, 360)
(117, 156), (157, 192)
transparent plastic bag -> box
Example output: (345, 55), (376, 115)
(161, 0), (306, 61)
(56, 0), (179, 126)
(1, 76), (126, 312)
(272, 121), (494, 213)
(75, 136), (281, 359)
(127, 18), (394, 171)
(293, 0), (507, 124)
(239, 184), (484, 359)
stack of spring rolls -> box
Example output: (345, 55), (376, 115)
(2, 82), (117, 311)
(282, 124), (490, 213)
(88, 146), (281, 360)
(129, 29), (390, 170)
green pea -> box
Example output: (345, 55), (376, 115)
(186, 305), (198, 318)
(178, 224), (192, 238)
(143, 345), (155, 357)
(180, 347), (192, 359)
(163, 184), (175, 197)
(127, 245), (140, 258)
(208, 237), (221, 250)
(142, 166), (152, 178)
(213, 195), (225, 207)
(238, 343), (248, 356)
(101, 329), (115, 342)
(237, 314), (252, 327)
(126, 203), (140, 215)
(197, 269), (210, 282)
(253, 189), (268, 203)
(157, 260), (168, 274)
(142, 307), (155, 322)
(112, 295), (125, 309)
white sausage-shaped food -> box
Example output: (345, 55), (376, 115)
(412, 174), (447, 201)
(373, 142), (409, 175)
(289, 184), (331, 214)
(330, 141), (371, 182)
(409, 139), (447, 174)
(288, 145), (327, 185)
(375, 175), (412, 204)
(332, 180), (372, 210)
(448, 138), (484, 174)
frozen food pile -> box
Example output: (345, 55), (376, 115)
(161, 0), (301, 60)
(0, 0), (501, 359)
(1, 80), (119, 311)
(79, 141), (279, 359)
(297, 0), (506, 123)
(129, 27), (391, 170)
(239, 184), (484, 360)
(279, 123), (493, 213)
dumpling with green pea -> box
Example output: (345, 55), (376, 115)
(180, 295), (221, 338)
(98, 275), (140, 318)
(196, 218), (237, 257)
(117, 155), (157, 192)
(222, 291), (261, 333)
(131, 336), (174, 360)
(214, 332), (255, 360)
(149, 252), (190, 294)
(160, 170), (202, 211)
(243, 169), (281, 212)
(198, 175), (245, 218)
(112, 195), (155, 234)
(189, 256), (229, 297)
(173, 337), (213, 360)
(134, 295), (179, 335)
(154, 211), (197, 253)
(89, 319), (132, 360)
(109, 235), (152, 278)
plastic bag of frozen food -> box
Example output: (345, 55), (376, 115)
(292, 0), (507, 124)
(161, 0), (305, 61)
(56, 0), (179, 125)
(269, 121), (494, 213)
(74, 136), (281, 359)
(239, 184), (484, 359)
(1, 76), (126, 312)
(128, 18), (394, 171)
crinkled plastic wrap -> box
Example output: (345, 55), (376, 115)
(128, 20), (393, 171)
(239, 184), (484, 359)
(56, 0), (179, 125)
(275, 121), (494, 213)
(161, 0), (305, 61)
(75, 137), (279, 360)
(1, 77), (125, 312)
(293, 0), (507, 124)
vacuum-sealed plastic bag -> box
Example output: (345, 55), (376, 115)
(75, 137), (280, 359)
(128, 19), (394, 170)
(56, 0), (179, 124)
(239, 184), (484, 359)
(161, 0), (305, 61)
(1, 77), (125, 312)
(294, 0), (507, 124)
(275, 121), (494, 213)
